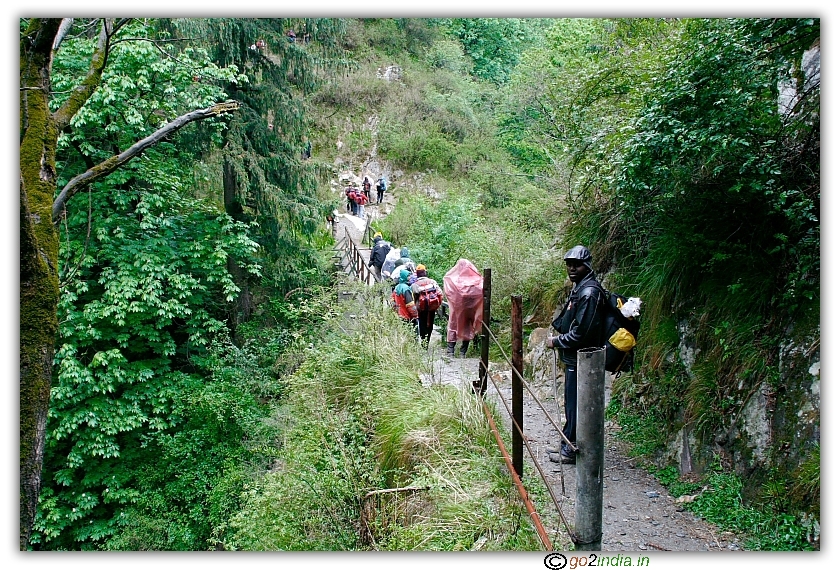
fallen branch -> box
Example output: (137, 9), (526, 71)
(52, 100), (240, 221)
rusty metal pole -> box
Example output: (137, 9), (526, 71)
(511, 294), (523, 478)
(575, 346), (606, 551)
(476, 268), (492, 397)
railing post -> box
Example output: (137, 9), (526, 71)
(574, 346), (606, 551)
(476, 268), (491, 397)
(511, 294), (523, 478)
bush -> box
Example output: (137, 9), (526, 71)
(426, 39), (473, 74)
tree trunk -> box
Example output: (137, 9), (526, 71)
(223, 158), (252, 335)
(19, 18), (62, 549)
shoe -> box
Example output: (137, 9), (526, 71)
(560, 452), (576, 464)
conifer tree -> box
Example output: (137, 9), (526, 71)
(174, 18), (346, 327)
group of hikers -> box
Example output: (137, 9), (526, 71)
(345, 176), (387, 219)
(368, 232), (484, 357)
(369, 239), (633, 467)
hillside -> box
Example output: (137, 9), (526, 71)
(22, 17), (819, 552)
(311, 17), (820, 551)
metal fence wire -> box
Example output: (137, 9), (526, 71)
(337, 242), (578, 548)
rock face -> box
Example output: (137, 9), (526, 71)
(526, 309), (820, 512)
(377, 65), (402, 82)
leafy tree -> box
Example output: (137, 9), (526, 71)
(506, 17), (819, 512)
(446, 18), (551, 84)
(20, 17), (239, 548)
(611, 18), (819, 315)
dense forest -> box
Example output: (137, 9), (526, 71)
(20, 17), (819, 551)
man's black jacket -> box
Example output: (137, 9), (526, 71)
(551, 271), (605, 365)
(369, 237), (392, 269)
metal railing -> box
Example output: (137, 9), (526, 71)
(340, 226), (377, 285)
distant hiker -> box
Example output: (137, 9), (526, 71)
(443, 259), (484, 358)
(545, 245), (605, 465)
(345, 185), (355, 213)
(375, 177), (387, 204)
(287, 30), (296, 43)
(368, 232), (392, 282)
(302, 137), (312, 160)
(362, 176), (372, 201)
(412, 264), (443, 347)
(355, 187), (368, 219)
(393, 268), (419, 335)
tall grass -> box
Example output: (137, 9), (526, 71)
(225, 287), (543, 550)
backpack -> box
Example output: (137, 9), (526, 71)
(379, 178), (386, 191)
(550, 284), (641, 375)
(599, 289), (642, 375)
(415, 279), (442, 312)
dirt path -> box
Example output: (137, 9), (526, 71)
(420, 343), (739, 553)
(331, 178), (737, 553)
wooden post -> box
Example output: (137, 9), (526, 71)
(575, 346), (606, 551)
(477, 268), (492, 396)
(511, 294), (523, 478)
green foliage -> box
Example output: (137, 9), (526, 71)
(605, 399), (669, 458)
(498, 18), (641, 179)
(379, 119), (458, 173)
(226, 294), (542, 550)
(509, 21), (819, 530)
(175, 18), (346, 295)
(36, 177), (261, 549)
(446, 18), (549, 84)
(682, 469), (815, 551)
(32, 20), (286, 549)
(52, 21), (242, 153)
(610, 18), (819, 318)
(425, 39), (473, 74)
(609, 406), (816, 550)
(379, 191), (479, 281)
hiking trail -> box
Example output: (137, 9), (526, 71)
(330, 177), (738, 553)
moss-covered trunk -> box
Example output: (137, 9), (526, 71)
(19, 18), (62, 549)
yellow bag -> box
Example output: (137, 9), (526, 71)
(608, 327), (636, 352)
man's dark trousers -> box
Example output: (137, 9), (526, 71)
(562, 365), (577, 456)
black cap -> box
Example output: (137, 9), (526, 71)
(563, 245), (593, 271)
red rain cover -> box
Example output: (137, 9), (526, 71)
(443, 259), (484, 342)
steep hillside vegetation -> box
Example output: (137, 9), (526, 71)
(26, 17), (818, 551)
(307, 17), (820, 547)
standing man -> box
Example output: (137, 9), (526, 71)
(362, 176), (373, 201)
(375, 176), (387, 204)
(345, 185), (355, 214)
(546, 245), (605, 464)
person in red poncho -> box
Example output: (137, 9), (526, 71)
(443, 259), (484, 357)
(354, 187), (368, 219)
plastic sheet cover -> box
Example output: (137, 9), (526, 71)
(443, 259), (484, 342)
